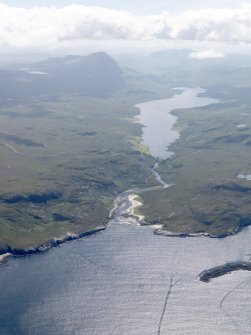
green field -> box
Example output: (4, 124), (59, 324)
(0, 92), (160, 249)
(1, 61), (251, 250)
(139, 93), (251, 236)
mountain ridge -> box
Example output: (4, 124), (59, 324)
(0, 52), (125, 100)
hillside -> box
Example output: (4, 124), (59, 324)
(0, 52), (125, 101)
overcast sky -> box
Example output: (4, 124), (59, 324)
(1, 1), (246, 13)
(1, 1), (251, 57)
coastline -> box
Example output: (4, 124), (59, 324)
(0, 227), (105, 260)
(199, 261), (251, 282)
(0, 204), (249, 262)
(1, 87), (249, 261)
(151, 225), (247, 239)
(0, 253), (12, 263)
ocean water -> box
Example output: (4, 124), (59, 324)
(0, 88), (250, 335)
(0, 221), (250, 335)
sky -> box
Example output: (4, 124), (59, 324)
(1, 1), (246, 14)
(1, 1), (251, 57)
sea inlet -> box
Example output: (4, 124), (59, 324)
(0, 88), (250, 335)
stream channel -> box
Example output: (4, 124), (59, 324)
(0, 88), (250, 335)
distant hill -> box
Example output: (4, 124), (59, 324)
(0, 52), (125, 101)
(116, 49), (251, 89)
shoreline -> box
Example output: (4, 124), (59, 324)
(0, 227), (105, 260)
(127, 194), (145, 222)
(2, 164), (250, 260)
(0, 210), (249, 261)
(0, 253), (12, 263)
(199, 261), (251, 282)
(151, 225), (246, 239)
(1, 87), (249, 260)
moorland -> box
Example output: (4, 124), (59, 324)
(1, 50), (251, 250)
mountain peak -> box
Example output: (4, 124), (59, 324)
(0, 52), (125, 99)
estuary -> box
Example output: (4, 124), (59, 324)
(0, 88), (250, 335)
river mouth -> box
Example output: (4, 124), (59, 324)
(0, 88), (250, 335)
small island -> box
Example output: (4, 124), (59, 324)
(199, 262), (251, 282)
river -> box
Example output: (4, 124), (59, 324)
(0, 88), (250, 335)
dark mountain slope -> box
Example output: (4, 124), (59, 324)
(0, 52), (125, 100)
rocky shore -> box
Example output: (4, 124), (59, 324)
(1, 160), (250, 263)
(152, 227), (237, 239)
(198, 261), (251, 282)
(0, 227), (105, 260)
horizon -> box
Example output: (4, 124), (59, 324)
(0, 1), (251, 58)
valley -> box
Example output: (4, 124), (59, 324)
(1, 51), (251, 251)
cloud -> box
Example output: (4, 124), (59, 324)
(189, 49), (225, 59)
(0, 2), (251, 49)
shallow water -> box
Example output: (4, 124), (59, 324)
(135, 87), (218, 159)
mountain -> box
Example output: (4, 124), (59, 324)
(0, 52), (125, 101)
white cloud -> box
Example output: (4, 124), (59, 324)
(189, 49), (225, 59)
(1, 2), (251, 49)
